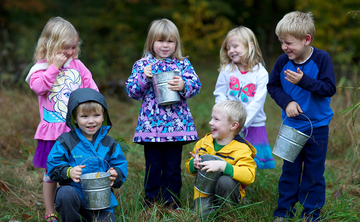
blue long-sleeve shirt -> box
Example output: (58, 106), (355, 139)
(267, 47), (336, 131)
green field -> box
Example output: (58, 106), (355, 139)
(0, 62), (359, 221)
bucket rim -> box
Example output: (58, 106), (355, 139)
(282, 113), (313, 137)
(80, 171), (111, 180)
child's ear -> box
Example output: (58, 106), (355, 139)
(305, 34), (312, 45)
(230, 121), (239, 131)
(250, 42), (254, 50)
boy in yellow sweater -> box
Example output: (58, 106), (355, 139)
(186, 100), (257, 217)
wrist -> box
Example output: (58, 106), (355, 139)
(67, 167), (72, 178)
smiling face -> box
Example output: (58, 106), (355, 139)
(278, 34), (312, 63)
(153, 36), (176, 59)
(209, 110), (238, 145)
(61, 38), (78, 59)
(74, 106), (104, 141)
(226, 35), (247, 71)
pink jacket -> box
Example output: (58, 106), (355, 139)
(25, 58), (98, 141)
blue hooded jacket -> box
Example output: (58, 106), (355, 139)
(47, 88), (127, 212)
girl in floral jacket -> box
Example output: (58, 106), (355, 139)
(126, 18), (201, 209)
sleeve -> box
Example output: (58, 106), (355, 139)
(125, 59), (152, 101)
(185, 139), (203, 176)
(179, 58), (201, 99)
(77, 60), (99, 91)
(108, 143), (127, 189)
(213, 70), (229, 104)
(267, 56), (295, 111)
(244, 68), (268, 128)
(29, 65), (61, 96)
(47, 141), (72, 183)
(297, 53), (336, 97)
(231, 146), (256, 186)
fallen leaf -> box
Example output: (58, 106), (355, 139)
(0, 180), (9, 192)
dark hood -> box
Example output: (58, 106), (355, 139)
(66, 88), (111, 132)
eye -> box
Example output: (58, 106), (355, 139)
(64, 92), (70, 98)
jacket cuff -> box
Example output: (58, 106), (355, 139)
(223, 163), (234, 177)
(189, 158), (198, 174)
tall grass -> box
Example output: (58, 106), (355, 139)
(0, 61), (359, 221)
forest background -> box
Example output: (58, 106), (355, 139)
(1, 0), (360, 86)
(0, 0), (360, 221)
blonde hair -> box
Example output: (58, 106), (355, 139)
(212, 100), (246, 134)
(219, 26), (264, 72)
(143, 18), (185, 60)
(73, 102), (104, 118)
(34, 16), (80, 65)
(275, 11), (315, 44)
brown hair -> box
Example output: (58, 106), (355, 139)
(143, 18), (185, 60)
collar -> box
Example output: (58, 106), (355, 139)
(146, 52), (176, 65)
(25, 57), (73, 84)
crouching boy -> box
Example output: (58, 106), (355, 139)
(185, 100), (257, 217)
(47, 88), (127, 222)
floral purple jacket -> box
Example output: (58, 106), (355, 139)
(126, 53), (201, 143)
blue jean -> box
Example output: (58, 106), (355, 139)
(274, 126), (328, 221)
(54, 186), (116, 222)
(144, 142), (183, 207)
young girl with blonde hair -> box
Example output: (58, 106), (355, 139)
(214, 26), (275, 169)
(126, 18), (201, 209)
(25, 16), (98, 221)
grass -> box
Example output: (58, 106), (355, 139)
(0, 61), (359, 221)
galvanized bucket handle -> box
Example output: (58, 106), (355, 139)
(239, 128), (249, 139)
(80, 156), (111, 170)
(283, 113), (313, 137)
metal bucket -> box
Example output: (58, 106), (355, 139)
(79, 157), (112, 210)
(272, 114), (313, 163)
(152, 71), (181, 105)
(194, 154), (225, 194)
(80, 172), (111, 210)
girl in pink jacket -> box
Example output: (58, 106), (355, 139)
(25, 17), (98, 222)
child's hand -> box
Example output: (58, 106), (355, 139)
(190, 148), (202, 170)
(168, 76), (184, 92)
(284, 68), (303, 85)
(107, 167), (118, 187)
(53, 53), (68, 70)
(285, 101), (303, 117)
(199, 160), (226, 173)
(70, 165), (86, 183)
(144, 64), (153, 78)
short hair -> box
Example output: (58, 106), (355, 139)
(73, 102), (104, 118)
(275, 11), (315, 44)
(212, 100), (246, 134)
(143, 18), (185, 60)
(34, 17), (80, 65)
(219, 26), (265, 72)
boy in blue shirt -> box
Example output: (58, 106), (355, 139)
(47, 88), (127, 222)
(267, 11), (336, 222)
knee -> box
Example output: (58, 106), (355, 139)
(54, 186), (79, 205)
(215, 175), (239, 195)
(216, 176), (237, 189)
